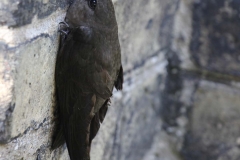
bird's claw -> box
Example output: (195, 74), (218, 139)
(59, 30), (69, 35)
(59, 21), (69, 28)
(58, 21), (70, 36)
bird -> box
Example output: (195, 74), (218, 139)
(51, 0), (123, 159)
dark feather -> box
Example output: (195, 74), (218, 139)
(51, 86), (65, 150)
(99, 99), (110, 123)
(89, 112), (100, 145)
(51, 121), (65, 149)
(115, 65), (123, 90)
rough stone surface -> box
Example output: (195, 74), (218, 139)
(182, 80), (240, 160)
(190, 0), (240, 76)
(0, 0), (68, 27)
(1, 0), (240, 160)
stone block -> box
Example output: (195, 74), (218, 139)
(190, 0), (240, 76)
(115, 0), (168, 72)
(0, 0), (68, 27)
(182, 80), (240, 160)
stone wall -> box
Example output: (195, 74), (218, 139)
(0, 0), (240, 160)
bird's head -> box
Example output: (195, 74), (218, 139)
(65, 0), (117, 30)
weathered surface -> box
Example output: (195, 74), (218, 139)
(190, 0), (240, 76)
(166, 0), (240, 160)
(0, 0), (68, 27)
(0, 2), (67, 159)
(1, 0), (240, 160)
(182, 80), (240, 160)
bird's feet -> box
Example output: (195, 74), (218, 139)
(58, 21), (70, 36)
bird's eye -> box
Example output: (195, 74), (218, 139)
(88, 0), (97, 10)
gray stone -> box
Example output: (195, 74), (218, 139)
(190, 0), (240, 76)
(114, 0), (165, 72)
(0, 0), (68, 27)
(182, 80), (240, 160)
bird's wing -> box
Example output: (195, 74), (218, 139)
(87, 62), (113, 99)
(89, 98), (110, 145)
(88, 65), (123, 144)
(54, 29), (97, 159)
(53, 27), (114, 159)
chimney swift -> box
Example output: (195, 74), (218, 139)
(52, 0), (123, 159)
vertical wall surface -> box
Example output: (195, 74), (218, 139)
(0, 0), (240, 160)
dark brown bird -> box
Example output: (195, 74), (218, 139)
(52, 0), (123, 159)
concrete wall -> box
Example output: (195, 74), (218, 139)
(0, 0), (240, 160)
